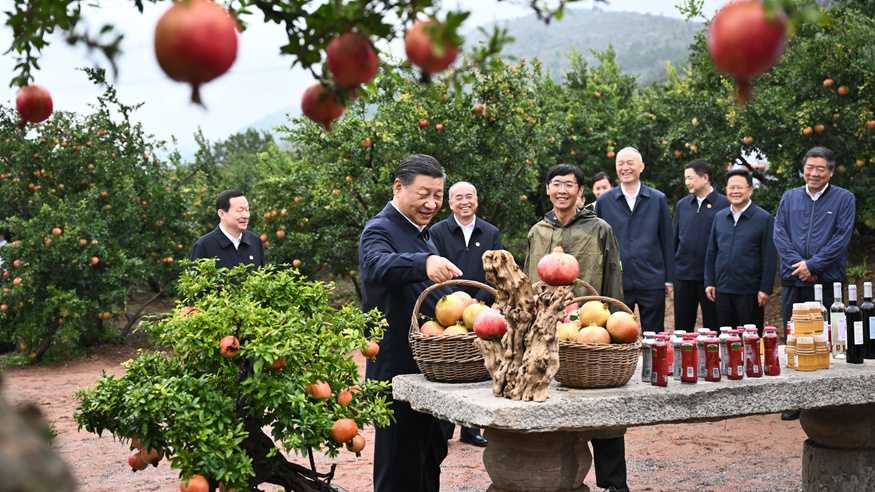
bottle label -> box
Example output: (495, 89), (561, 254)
(712, 368), (720, 379)
(686, 367), (694, 378)
(854, 322), (864, 345)
(869, 317), (875, 338)
(838, 318), (847, 342)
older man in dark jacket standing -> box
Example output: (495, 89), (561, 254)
(597, 147), (674, 334)
(430, 180), (501, 448)
(359, 154), (462, 492)
(705, 169), (777, 331)
(190, 189), (265, 269)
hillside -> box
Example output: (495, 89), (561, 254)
(469, 7), (703, 84)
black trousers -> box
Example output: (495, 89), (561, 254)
(674, 279), (718, 331)
(715, 292), (764, 335)
(441, 421), (481, 441)
(781, 283), (835, 333)
(625, 288), (666, 334)
(592, 437), (629, 491)
(373, 399), (448, 492)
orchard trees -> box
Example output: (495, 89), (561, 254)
(75, 262), (390, 491)
(0, 70), (196, 361)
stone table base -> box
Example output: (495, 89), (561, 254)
(482, 429), (592, 492)
(801, 403), (875, 492)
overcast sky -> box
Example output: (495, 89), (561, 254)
(0, 1), (723, 156)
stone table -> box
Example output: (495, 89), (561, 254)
(394, 356), (875, 492)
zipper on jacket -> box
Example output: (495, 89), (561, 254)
(804, 196), (815, 259)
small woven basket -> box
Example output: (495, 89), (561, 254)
(409, 279), (494, 383)
(555, 295), (641, 389)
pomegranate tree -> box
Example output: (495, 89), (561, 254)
(707, 0), (787, 103)
(75, 263), (390, 491)
(154, 0), (238, 106)
(15, 84), (53, 126)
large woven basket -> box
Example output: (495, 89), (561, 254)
(409, 279), (494, 383)
(555, 295), (641, 389)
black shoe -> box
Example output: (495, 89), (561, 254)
(460, 434), (488, 447)
(781, 410), (800, 421)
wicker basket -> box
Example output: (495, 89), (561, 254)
(555, 295), (641, 389)
(409, 279), (494, 383)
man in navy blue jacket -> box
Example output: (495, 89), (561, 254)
(774, 146), (855, 327)
(429, 181), (501, 448)
(597, 147), (674, 333)
(359, 154), (462, 492)
(674, 160), (730, 331)
(705, 169), (777, 331)
(190, 189), (266, 269)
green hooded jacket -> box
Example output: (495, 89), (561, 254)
(524, 206), (624, 300)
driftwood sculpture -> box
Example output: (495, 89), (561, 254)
(475, 250), (573, 401)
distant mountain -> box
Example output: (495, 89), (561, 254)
(469, 7), (703, 84)
(240, 9), (702, 137)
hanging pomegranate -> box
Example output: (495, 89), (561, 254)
(16, 84), (53, 126)
(154, 0), (238, 106)
(707, 0), (787, 104)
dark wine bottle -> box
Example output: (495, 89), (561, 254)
(845, 284), (864, 364)
(862, 282), (875, 360)
(829, 282), (846, 359)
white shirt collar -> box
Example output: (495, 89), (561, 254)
(621, 182), (641, 211)
(731, 200), (752, 225)
(805, 183), (829, 201)
(390, 200), (426, 232)
(454, 215), (476, 246)
(219, 223), (243, 249)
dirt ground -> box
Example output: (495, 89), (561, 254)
(3, 340), (806, 492)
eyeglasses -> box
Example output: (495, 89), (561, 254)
(549, 180), (579, 190)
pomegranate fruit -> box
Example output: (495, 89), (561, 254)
(180, 474), (210, 492)
(462, 303), (488, 330)
(305, 381), (332, 400)
(605, 311), (640, 344)
(557, 322), (580, 342)
(154, 0), (238, 105)
(301, 83), (346, 130)
(270, 358), (286, 371)
(707, 0), (787, 103)
(128, 450), (148, 471)
(219, 335), (240, 359)
(51, 227), (62, 236)
(177, 306), (199, 318)
(473, 308), (507, 340)
(420, 320), (445, 336)
(337, 389), (353, 407)
(361, 340), (380, 359)
(578, 300), (610, 327)
(404, 20), (459, 74)
(443, 323), (468, 335)
(450, 290), (475, 306)
(346, 433), (366, 453)
(141, 447), (163, 466)
(563, 303), (580, 323)
(15, 84), (53, 126)
(326, 32), (378, 88)
(435, 294), (466, 326)
(537, 246), (580, 286)
(576, 325), (611, 344)
(330, 418), (359, 444)
(275, 229), (286, 239)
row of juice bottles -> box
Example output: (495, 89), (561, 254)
(641, 326), (780, 386)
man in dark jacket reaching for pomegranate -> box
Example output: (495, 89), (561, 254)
(525, 163), (628, 492)
(358, 154), (462, 492)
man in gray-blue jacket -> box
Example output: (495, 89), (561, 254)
(774, 146), (855, 328)
(597, 147), (674, 334)
(705, 169), (777, 331)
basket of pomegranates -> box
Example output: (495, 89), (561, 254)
(408, 279), (495, 383)
(555, 295), (642, 389)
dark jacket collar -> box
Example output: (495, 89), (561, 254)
(445, 215), (479, 233)
(612, 183), (651, 201)
(213, 227), (254, 249)
(381, 202), (426, 235)
(686, 189), (720, 207)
